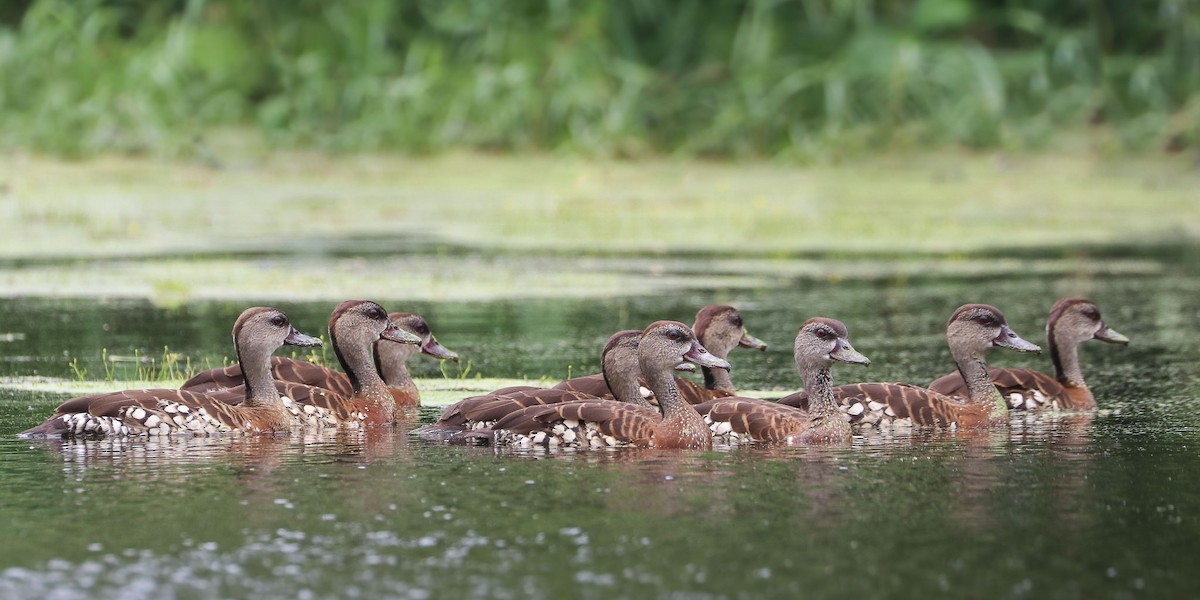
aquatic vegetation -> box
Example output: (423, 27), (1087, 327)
(1, 151), (1197, 266)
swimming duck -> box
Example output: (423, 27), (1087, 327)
(489, 321), (731, 450)
(696, 318), (871, 445)
(18, 307), (322, 438)
(927, 298), (1128, 410)
(778, 304), (1041, 429)
(412, 329), (658, 439)
(553, 304), (765, 403)
(181, 312), (456, 410)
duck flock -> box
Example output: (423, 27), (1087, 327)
(18, 298), (1128, 449)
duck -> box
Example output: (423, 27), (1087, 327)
(694, 318), (871, 445)
(552, 304), (765, 403)
(208, 300), (423, 428)
(18, 307), (324, 438)
(412, 329), (658, 439)
(488, 321), (731, 450)
(926, 298), (1128, 410)
(777, 304), (1041, 429)
(181, 312), (458, 410)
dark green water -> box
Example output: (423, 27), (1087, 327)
(2, 259), (1199, 599)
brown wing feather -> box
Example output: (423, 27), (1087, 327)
(181, 357), (353, 396)
(552, 374), (612, 396)
(676, 378), (732, 405)
(553, 374), (725, 405)
(929, 367), (1070, 409)
(179, 363), (244, 392)
(704, 397), (810, 441)
(491, 400), (659, 445)
(775, 390), (809, 410)
(833, 382), (965, 427)
(414, 387), (593, 434)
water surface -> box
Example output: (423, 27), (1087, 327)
(1, 255), (1198, 599)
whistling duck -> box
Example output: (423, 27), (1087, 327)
(553, 304), (765, 403)
(412, 330), (659, 439)
(18, 307), (323, 438)
(489, 321), (731, 450)
(182, 312), (458, 409)
(927, 298), (1128, 410)
(695, 318), (871, 445)
(778, 304), (1041, 429)
(213, 300), (423, 428)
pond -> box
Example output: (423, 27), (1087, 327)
(1, 245), (1198, 599)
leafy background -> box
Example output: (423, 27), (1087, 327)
(2, 0), (1197, 158)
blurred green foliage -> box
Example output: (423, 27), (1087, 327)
(0, 0), (1197, 157)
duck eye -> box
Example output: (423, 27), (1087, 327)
(367, 307), (385, 320)
(666, 329), (683, 341)
(1082, 308), (1100, 320)
(730, 315), (743, 327)
(269, 315), (287, 327)
(974, 315), (994, 326)
(814, 328), (832, 340)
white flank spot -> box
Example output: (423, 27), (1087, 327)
(847, 403), (865, 416)
(563, 419), (580, 429)
(144, 415), (161, 428)
(868, 401), (886, 411)
(638, 386), (653, 399)
(131, 408), (146, 421)
(562, 429), (577, 444)
(884, 407), (896, 417)
(532, 432), (547, 444)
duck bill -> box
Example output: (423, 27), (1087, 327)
(830, 339), (871, 366)
(738, 331), (768, 351)
(673, 362), (697, 373)
(422, 336), (460, 361)
(381, 324), (423, 345)
(685, 341), (731, 371)
(284, 327), (323, 348)
(1093, 323), (1130, 345)
(993, 325), (1041, 352)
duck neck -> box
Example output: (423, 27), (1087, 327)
(701, 366), (735, 392)
(645, 366), (701, 429)
(237, 342), (279, 408)
(954, 351), (1005, 416)
(333, 329), (388, 396)
(800, 363), (837, 419)
(604, 359), (652, 409)
(375, 342), (419, 398)
(1049, 329), (1086, 387)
